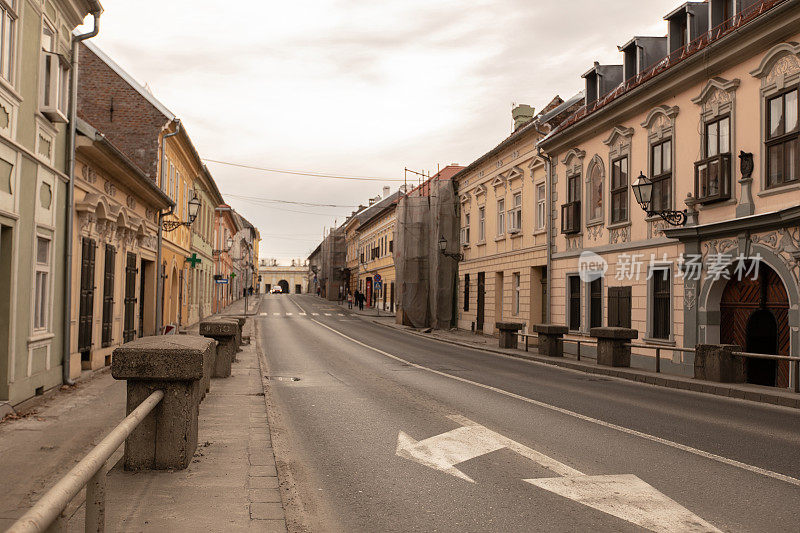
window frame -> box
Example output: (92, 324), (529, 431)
(765, 87), (800, 189)
(508, 192), (522, 233)
(588, 277), (602, 329)
(0, 0), (17, 86)
(496, 198), (505, 237)
(512, 272), (521, 316)
(535, 183), (546, 231)
(647, 265), (672, 341)
(649, 139), (673, 212)
(567, 274), (581, 332)
(33, 234), (51, 332)
(478, 206), (485, 242)
(610, 155), (629, 224)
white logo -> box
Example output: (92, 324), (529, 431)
(578, 251), (608, 283)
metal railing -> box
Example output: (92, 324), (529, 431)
(731, 351), (800, 393)
(8, 390), (164, 533)
(562, 336), (598, 362)
(625, 343), (696, 374)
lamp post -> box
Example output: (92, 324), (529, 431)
(438, 235), (464, 261)
(631, 172), (687, 226)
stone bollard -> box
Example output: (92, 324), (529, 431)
(111, 335), (215, 470)
(533, 324), (568, 357)
(227, 316), (246, 354)
(694, 344), (745, 383)
(590, 327), (638, 367)
(199, 319), (239, 378)
(496, 322), (525, 349)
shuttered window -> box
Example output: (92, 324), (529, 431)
(607, 286), (631, 328)
(463, 273), (470, 312)
(101, 245), (116, 347)
(590, 278), (602, 328)
(78, 238), (96, 354)
(123, 252), (138, 343)
(568, 275), (581, 331)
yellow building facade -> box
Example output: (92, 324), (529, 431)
(357, 197), (398, 312)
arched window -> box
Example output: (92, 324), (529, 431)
(589, 162), (603, 222)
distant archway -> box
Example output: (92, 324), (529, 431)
(278, 280), (290, 294)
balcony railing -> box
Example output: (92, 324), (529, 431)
(695, 153), (732, 204)
(561, 201), (581, 235)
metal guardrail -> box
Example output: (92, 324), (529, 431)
(562, 336), (598, 362)
(7, 389), (164, 533)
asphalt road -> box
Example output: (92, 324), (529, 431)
(257, 294), (800, 533)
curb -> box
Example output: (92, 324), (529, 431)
(370, 320), (800, 410)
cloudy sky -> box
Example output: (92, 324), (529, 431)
(87, 0), (680, 263)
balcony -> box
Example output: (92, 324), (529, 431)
(561, 201), (581, 234)
(695, 153), (732, 204)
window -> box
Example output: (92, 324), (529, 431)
(461, 213), (470, 245)
(536, 184), (546, 230)
(508, 193), (522, 233)
(0, 1), (16, 83)
(607, 286), (631, 328)
(102, 245), (115, 347)
(34, 236), (50, 330)
(513, 272), (520, 315)
(589, 278), (602, 328)
(766, 89), (799, 188)
(695, 116), (732, 202)
(650, 267), (671, 340)
(39, 20), (68, 122)
(463, 273), (470, 312)
(568, 275), (581, 331)
(562, 169), (582, 234)
(650, 140), (672, 212)
(496, 199), (505, 236)
(478, 207), (485, 241)
(588, 164), (603, 221)
(611, 156), (628, 223)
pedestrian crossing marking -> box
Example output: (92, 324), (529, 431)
(286, 313), (292, 316)
(324, 313), (332, 316)
(299, 313), (306, 316)
(312, 313), (319, 316)
(259, 312), (267, 316)
(337, 314), (345, 316)
(273, 313), (280, 316)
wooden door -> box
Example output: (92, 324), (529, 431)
(78, 238), (96, 353)
(720, 265), (789, 387)
(101, 245), (115, 347)
(477, 272), (485, 332)
(124, 252), (137, 343)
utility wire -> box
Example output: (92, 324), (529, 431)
(204, 159), (406, 182)
(223, 192), (358, 209)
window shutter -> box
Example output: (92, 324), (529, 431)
(608, 288), (619, 327)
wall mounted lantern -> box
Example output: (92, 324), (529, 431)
(438, 235), (463, 261)
(631, 172), (687, 226)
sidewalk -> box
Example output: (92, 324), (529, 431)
(332, 299), (396, 318)
(370, 317), (800, 410)
(70, 314), (286, 532)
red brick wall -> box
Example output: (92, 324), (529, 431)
(77, 43), (170, 182)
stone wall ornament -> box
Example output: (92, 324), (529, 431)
(609, 225), (630, 244)
(751, 227), (800, 284)
(127, 195), (136, 210)
(684, 285), (697, 310)
(565, 235), (583, 251)
(586, 224), (603, 242)
(104, 180), (117, 197)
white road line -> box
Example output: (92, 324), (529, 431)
(324, 313), (331, 316)
(299, 313), (307, 316)
(312, 313), (319, 316)
(338, 313), (345, 316)
(259, 312), (267, 316)
(311, 318), (800, 488)
(286, 313), (293, 316)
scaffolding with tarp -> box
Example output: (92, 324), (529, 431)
(394, 177), (458, 329)
(318, 226), (346, 301)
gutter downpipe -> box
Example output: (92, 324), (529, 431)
(63, 10), (101, 386)
(155, 120), (181, 333)
(535, 126), (553, 324)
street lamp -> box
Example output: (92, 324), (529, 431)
(631, 172), (687, 226)
(163, 191), (203, 232)
(438, 235), (463, 261)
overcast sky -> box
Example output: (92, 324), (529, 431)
(87, 0), (680, 263)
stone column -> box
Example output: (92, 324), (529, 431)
(199, 319), (239, 378)
(496, 322), (525, 349)
(590, 327), (638, 367)
(532, 324), (568, 357)
(112, 335), (215, 470)
(694, 344), (745, 383)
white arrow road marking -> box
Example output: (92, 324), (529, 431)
(526, 475), (721, 533)
(397, 415), (580, 483)
(397, 416), (720, 532)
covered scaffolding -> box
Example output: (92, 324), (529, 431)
(318, 226), (346, 301)
(394, 177), (458, 329)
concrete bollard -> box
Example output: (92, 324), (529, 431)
(533, 324), (568, 357)
(199, 319), (239, 378)
(496, 322), (525, 349)
(111, 335), (215, 470)
(694, 344), (745, 383)
(590, 327), (638, 367)
(227, 316), (246, 354)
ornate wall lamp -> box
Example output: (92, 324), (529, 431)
(163, 192), (201, 232)
(438, 235), (463, 261)
(631, 172), (687, 226)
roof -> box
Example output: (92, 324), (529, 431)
(356, 191), (402, 229)
(83, 40), (175, 121)
(406, 164), (465, 197)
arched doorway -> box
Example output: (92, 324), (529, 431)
(719, 263), (789, 387)
(278, 280), (289, 294)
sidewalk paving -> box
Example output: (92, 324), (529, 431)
(369, 316), (800, 410)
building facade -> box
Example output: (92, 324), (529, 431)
(357, 192), (400, 311)
(212, 204), (239, 313)
(541, 0), (800, 388)
(258, 259), (309, 294)
(0, 0), (101, 405)
(69, 118), (172, 375)
(453, 100), (579, 335)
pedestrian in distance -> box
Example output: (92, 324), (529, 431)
(347, 290), (353, 309)
(358, 291), (365, 311)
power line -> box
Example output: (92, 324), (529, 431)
(226, 197), (346, 217)
(204, 159), (406, 182)
(223, 193), (358, 209)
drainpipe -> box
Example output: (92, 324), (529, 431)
(536, 132), (553, 324)
(63, 9), (101, 386)
(155, 120), (181, 333)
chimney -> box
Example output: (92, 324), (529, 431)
(369, 197), (376, 206)
(512, 104), (535, 131)
(383, 186), (391, 198)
